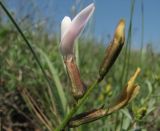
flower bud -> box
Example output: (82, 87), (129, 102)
(99, 19), (125, 81)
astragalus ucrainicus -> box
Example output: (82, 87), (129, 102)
(60, 3), (95, 100)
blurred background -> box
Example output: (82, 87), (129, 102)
(1, 0), (160, 50)
(0, 0), (160, 131)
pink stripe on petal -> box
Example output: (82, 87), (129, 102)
(71, 3), (95, 36)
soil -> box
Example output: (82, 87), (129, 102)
(0, 79), (41, 131)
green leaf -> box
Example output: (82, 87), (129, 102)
(37, 47), (67, 114)
(121, 108), (132, 120)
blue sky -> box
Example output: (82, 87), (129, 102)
(4, 0), (160, 51)
(51, 0), (160, 50)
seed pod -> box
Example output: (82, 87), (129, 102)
(99, 19), (125, 81)
(69, 68), (141, 127)
(69, 106), (106, 127)
(69, 84), (140, 127)
(65, 56), (86, 100)
(108, 68), (141, 112)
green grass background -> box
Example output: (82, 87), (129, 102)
(0, 0), (160, 130)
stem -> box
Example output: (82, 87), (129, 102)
(120, 113), (124, 130)
(0, 111), (2, 131)
(140, 0), (144, 65)
(55, 80), (99, 131)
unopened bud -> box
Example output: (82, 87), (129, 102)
(99, 19), (125, 81)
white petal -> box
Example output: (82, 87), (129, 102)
(61, 16), (72, 41)
(71, 3), (95, 36)
(60, 3), (95, 56)
(60, 32), (75, 56)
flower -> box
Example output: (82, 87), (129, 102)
(60, 3), (95, 58)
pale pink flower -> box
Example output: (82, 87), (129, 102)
(60, 3), (95, 57)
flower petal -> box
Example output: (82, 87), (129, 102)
(71, 3), (95, 33)
(60, 3), (95, 56)
(61, 16), (72, 41)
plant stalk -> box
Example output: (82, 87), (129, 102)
(55, 80), (99, 131)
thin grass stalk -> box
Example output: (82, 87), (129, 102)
(0, 1), (60, 121)
(140, 0), (144, 65)
(21, 88), (55, 131)
(119, 113), (125, 130)
(26, 92), (55, 128)
(120, 0), (135, 86)
(26, 92), (56, 128)
(0, 111), (2, 131)
(119, 0), (135, 130)
(121, 4), (135, 130)
(125, 0), (135, 82)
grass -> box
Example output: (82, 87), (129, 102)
(1, 1), (160, 131)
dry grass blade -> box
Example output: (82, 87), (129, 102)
(0, 111), (2, 131)
(20, 88), (55, 131)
